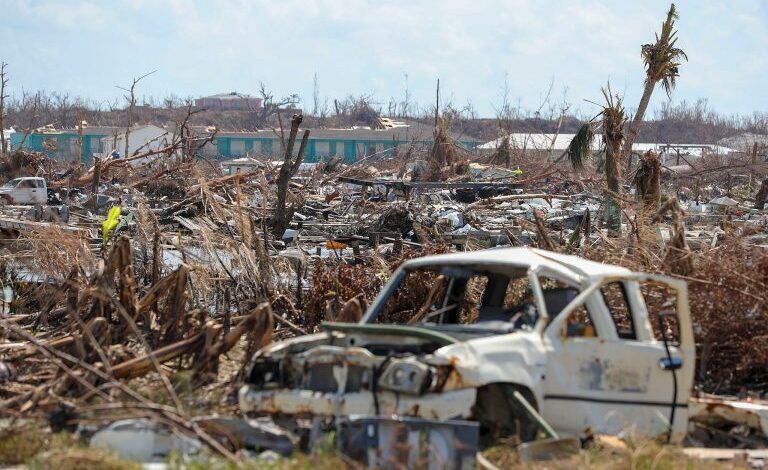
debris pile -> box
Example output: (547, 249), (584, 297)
(0, 108), (765, 466)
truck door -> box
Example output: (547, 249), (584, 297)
(31, 179), (46, 204)
(15, 179), (36, 204)
(541, 278), (693, 441)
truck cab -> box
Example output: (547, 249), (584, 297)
(241, 247), (695, 444)
(0, 177), (48, 205)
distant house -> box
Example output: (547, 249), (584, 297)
(10, 125), (119, 162)
(9, 124), (176, 163)
(101, 124), (172, 164)
(204, 121), (480, 163)
(194, 92), (262, 111)
(480, 133), (734, 165)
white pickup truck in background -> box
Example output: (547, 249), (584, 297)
(0, 177), (48, 205)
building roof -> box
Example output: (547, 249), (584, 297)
(480, 133), (734, 155)
(26, 125), (165, 137)
(632, 142), (734, 157)
(213, 121), (479, 143)
(28, 125), (121, 136)
(200, 92), (258, 100)
(479, 133), (601, 151)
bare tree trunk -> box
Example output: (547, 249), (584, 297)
(18, 92), (41, 149)
(117, 71), (155, 159)
(0, 62), (7, 160)
(634, 150), (661, 210)
(623, 79), (656, 171)
(605, 139), (623, 232)
(272, 114), (309, 237)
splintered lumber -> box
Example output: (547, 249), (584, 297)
(337, 175), (524, 191)
(110, 327), (213, 379)
(0, 216), (91, 234)
(108, 304), (273, 380)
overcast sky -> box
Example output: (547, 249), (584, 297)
(1, 0), (766, 118)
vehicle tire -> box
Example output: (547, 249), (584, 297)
(474, 383), (539, 446)
(0, 195), (12, 205)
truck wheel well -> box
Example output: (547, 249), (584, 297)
(473, 383), (539, 446)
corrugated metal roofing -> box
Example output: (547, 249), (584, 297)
(479, 133), (600, 151)
(480, 133), (734, 155)
(200, 92), (257, 100)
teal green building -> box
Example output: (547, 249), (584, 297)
(10, 121), (480, 163)
(9, 126), (117, 162)
(211, 122), (479, 162)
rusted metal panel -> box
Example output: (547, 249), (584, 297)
(690, 397), (768, 434)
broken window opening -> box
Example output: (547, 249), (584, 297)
(372, 266), (542, 334)
(640, 280), (681, 345)
(600, 281), (637, 340)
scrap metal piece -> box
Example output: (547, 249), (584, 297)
(339, 415), (479, 470)
(193, 416), (298, 456)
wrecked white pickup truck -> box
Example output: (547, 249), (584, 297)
(0, 177), (48, 205)
(240, 247), (695, 449)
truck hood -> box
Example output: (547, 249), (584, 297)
(256, 322), (458, 361)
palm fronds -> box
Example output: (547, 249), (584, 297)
(566, 123), (594, 171)
(642, 3), (688, 97)
(601, 86), (626, 152)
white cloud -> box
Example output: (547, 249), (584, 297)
(1, 0), (765, 116)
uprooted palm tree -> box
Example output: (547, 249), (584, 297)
(601, 85), (627, 233)
(623, 3), (687, 165)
